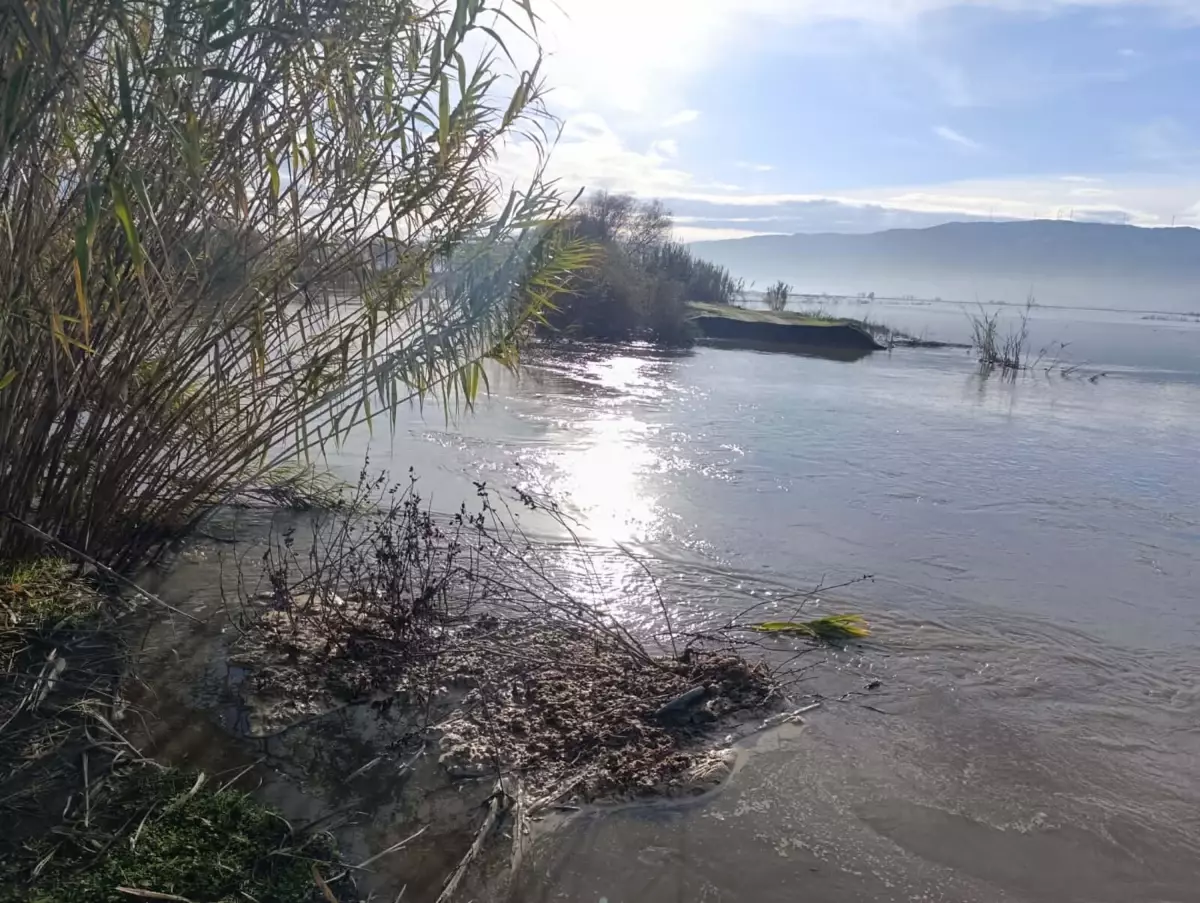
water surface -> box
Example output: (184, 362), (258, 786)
(316, 310), (1200, 899)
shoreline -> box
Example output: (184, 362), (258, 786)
(2, 488), (867, 902)
(687, 301), (887, 353)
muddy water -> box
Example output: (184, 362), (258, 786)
(147, 309), (1200, 901)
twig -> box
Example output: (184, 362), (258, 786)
(216, 761), (262, 795)
(129, 802), (159, 852)
(435, 783), (505, 903)
(527, 768), (593, 816)
(507, 780), (528, 901)
(615, 542), (677, 658)
(117, 889), (196, 902)
(311, 865), (339, 903)
(344, 755), (382, 783)
(354, 824), (429, 870)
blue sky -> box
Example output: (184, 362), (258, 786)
(500, 0), (1200, 239)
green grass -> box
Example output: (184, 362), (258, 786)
(0, 566), (341, 902)
(687, 301), (848, 327)
(4, 768), (340, 903)
(0, 558), (101, 632)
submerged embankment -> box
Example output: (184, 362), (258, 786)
(687, 301), (885, 353)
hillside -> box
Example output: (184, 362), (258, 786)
(689, 221), (1200, 311)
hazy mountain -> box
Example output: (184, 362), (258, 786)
(689, 221), (1200, 312)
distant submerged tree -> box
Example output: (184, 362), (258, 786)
(764, 281), (792, 312)
(540, 192), (740, 345)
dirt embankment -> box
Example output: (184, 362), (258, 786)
(688, 302), (885, 352)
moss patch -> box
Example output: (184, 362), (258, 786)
(0, 558), (103, 635)
(3, 767), (344, 903)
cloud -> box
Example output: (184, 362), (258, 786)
(528, 1), (1200, 120)
(662, 109), (701, 127)
(675, 226), (785, 242)
(674, 201), (1003, 238)
(488, 1), (1200, 240)
(650, 138), (679, 159)
(498, 113), (711, 200)
(503, 107), (1200, 236)
(934, 125), (983, 151)
(834, 174), (1200, 226)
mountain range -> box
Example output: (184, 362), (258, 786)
(689, 221), (1200, 312)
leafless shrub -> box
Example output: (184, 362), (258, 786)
(228, 470), (799, 806)
(240, 470), (659, 698)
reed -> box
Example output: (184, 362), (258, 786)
(0, 0), (585, 568)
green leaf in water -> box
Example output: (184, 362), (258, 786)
(751, 614), (871, 641)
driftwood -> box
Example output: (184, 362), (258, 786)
(654, 684), (707, 719)
(435, 782), (506, 903)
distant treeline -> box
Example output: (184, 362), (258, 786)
(537, 192), (739, 346)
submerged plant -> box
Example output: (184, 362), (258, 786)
(0, 0), (585, 568)
(967, 298), (1033, 372)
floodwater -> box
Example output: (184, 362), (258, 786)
(148, 302), (1200, 901)
(311, 302), (1200, 902)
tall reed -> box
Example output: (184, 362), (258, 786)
(968, 299), (1033, 372)
(0, 0), (584, 566)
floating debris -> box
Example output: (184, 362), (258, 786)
(750, 614), (871, 641)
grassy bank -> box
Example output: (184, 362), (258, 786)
(688, 301), (863, 328)
(687, 302), (886, 352)
(0, 561), (345, 903)
(3, 768), (344, 903)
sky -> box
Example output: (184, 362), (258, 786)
(496, 0), (1200, 240)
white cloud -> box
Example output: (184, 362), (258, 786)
(675, 226), (786, 242)
(498, 113), (708, 199)
(502, 104), (1200, 230)
(529, 0), (1200, 120)
(488, 1), (1200, 237)
(836, 174), (1200, 225)
(650, 138), (679, 159)
(934, 125), (983, 151)
(662, 109), (701, 127)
